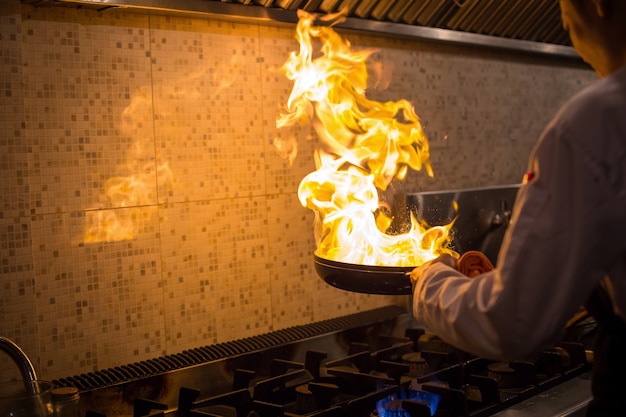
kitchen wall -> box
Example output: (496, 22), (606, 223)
(0, 0), (595, 382)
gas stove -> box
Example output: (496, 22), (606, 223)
(58, 305), (594, 417)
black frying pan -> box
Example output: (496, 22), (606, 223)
(313, 253), (415, 295)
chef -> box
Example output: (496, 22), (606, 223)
(409, 1), (626, 415)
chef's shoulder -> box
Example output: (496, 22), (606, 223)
(545, 70), (626, 181)
(557, 69), (626, 133)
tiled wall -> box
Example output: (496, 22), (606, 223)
(0, 1), (595, 382)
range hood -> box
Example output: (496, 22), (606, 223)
(22, 0), (580, 59)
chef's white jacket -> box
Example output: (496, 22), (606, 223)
(412, 65), (626, 361)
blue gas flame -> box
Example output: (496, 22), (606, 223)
(376, 389), (441, 417)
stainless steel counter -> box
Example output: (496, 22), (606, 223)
(492, 372), (592, 417)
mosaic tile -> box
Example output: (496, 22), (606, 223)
(0, 216), (38, 383)
(30, 207), (164, 377)
(265, 192), (318, 328)
(0, 1), (37, 385)
(0, 16), (27, 221)
(21, 6), (153, 216)
(159, 198), (272, 351)
(150, 16), (266, 203)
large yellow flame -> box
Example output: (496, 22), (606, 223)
(276, 10), (454, 267)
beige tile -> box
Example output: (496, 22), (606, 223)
(30, 208), (164, 377)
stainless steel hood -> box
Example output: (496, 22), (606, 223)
(22, 0), (580, 59)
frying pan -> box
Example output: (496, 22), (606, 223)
(313, 253), (415, 295)
(313, 185), (521, 294)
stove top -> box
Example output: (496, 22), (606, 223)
(60, 305), (593, 417)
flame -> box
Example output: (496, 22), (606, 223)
(276, 10), (454, 267)
(376, 389), (441, 417)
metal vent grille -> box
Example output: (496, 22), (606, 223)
(263, 0), (568, 44)
(237, 0), (570, 46)
(21, 0), (575, 57)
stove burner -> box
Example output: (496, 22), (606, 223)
(376, 389), (441, 417)
(487, 361), (537, 389)
(378, 399), (414, 417)
(487, 362), (517, 388)
(401, 352), (429, 378)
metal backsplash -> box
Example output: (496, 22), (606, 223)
(407, 184), (521, 265)
(21, 0), (580, 59)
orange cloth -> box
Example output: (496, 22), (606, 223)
(457, 250), (494, 277)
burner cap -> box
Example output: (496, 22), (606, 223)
(487, 362), (520, 388)
(402, 352), (430, 378)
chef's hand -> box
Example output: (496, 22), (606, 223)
(409, 253), (458, 287)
